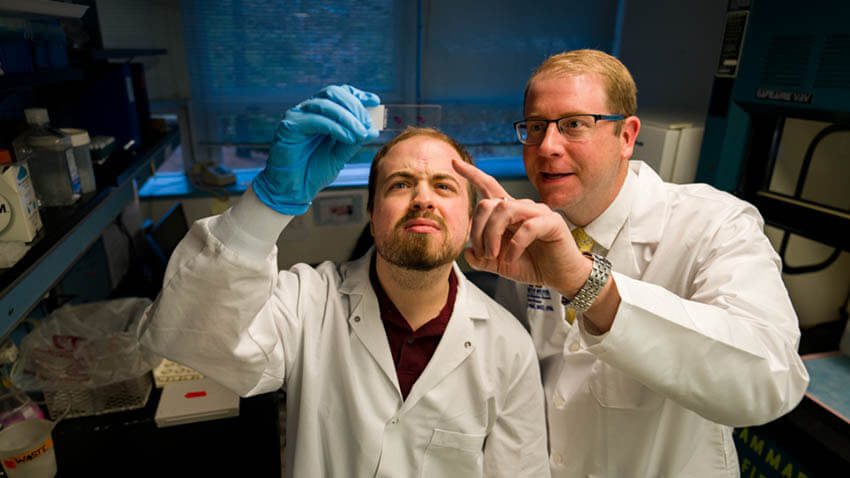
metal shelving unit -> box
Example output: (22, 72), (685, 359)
(0, 68), (86, 92)
(0, 129), (180, 340)
(0, 0), (88, 19)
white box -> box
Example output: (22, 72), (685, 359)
(632, 116), (704, 184)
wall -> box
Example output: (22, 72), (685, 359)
(96, 0), (190, 103)
(617, 0), (727, 121)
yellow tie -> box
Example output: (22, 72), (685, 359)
(567, 228), (595, 324)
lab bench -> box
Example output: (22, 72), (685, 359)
(48, 385), (282, 477)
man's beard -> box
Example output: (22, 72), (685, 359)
(376, 211), (463, 271)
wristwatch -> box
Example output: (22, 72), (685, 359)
(561, 252), (612, 313)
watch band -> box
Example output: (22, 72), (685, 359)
(561, 252), (612, 313)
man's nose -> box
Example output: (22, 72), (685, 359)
(537, 121), (565, 157)
(411, 185), (435, 210)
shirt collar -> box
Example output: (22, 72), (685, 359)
(369, 253), (458, 334)
(564, 166), (637, 251)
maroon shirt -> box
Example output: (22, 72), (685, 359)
(369, 256), (458, 399)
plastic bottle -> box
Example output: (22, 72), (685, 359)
(59, 128), (96, 194)
(0, 149), (43, 242)
(12, 108), (81, 207)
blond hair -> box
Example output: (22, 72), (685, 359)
(525, 49), (637, 132)
(367, 127), (477, 215)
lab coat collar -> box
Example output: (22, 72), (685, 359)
(339, 248), (490, 407)
(622, 160), (669, 245)
(577, 161), (668, 249)
(342, 250), (400, 398)
(572, 166), (635, 251)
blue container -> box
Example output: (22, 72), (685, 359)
(30, 20), (67, 71)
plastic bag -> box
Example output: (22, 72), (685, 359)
(11, 298), (160, 391)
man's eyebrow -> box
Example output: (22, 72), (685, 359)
(430, 173), (461, 185)
(524, 111), (584, 119)
(384, 171), (418, 182)
(384, 170), (461, 184)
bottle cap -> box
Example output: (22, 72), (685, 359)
(24, 108), (50, 126)
(59, 128), (91, 147)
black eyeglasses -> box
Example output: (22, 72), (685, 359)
(513, 114), (626, 145)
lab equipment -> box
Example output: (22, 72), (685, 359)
(59, 128), (96, 194)
(697, 0), (849, 252)
(12, 108), (81, 207)
(0, 150), (42, 243)
(631, 115), (703, 184)
(367, 104), (441, 132)
(252, 84), (380, 215)
(699, 2), (850, 475)
(154, 377), (239, 428)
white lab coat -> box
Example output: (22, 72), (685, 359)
(138, 203), (550, 478)
(494, 162), (810, 477)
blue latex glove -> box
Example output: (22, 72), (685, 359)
(253, 84), (380, 215)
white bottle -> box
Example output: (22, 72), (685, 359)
(13, 108), (81, 207)
(0, 150), (43, 242)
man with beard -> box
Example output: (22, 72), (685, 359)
(137, 85), (549, 478)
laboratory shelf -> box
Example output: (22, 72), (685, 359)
(89, 48), (168, 60)
(0, 68), (86, 92)
(0, 128), (180, 340)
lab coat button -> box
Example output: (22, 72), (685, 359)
(390, 418), (399, 425)
(353, 316), (361, 323)
(464, 341), (471, 348)
(568, 341), (580, 352)
(552, 453), (564, 466)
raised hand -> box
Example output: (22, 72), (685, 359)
(253, 84), (381, 215)
(452, 159), (590, 296)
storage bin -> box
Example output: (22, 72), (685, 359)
(43, 373), (152, 419)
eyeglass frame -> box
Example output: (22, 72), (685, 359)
(513, 114), (627, 145)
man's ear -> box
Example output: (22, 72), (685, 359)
(368, 208), (375, 237)
(620, 116), (641, 160)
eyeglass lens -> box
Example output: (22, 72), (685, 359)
(516, 115), (598, 145)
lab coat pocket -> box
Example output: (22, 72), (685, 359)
(420, 428), (486, 478)
(588, 360), (663, 410)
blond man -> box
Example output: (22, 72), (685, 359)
(453, 50), (809, 477)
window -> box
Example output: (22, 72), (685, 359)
(178, 0), (622, 175)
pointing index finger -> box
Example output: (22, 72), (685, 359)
(452, 158), (513, 200)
